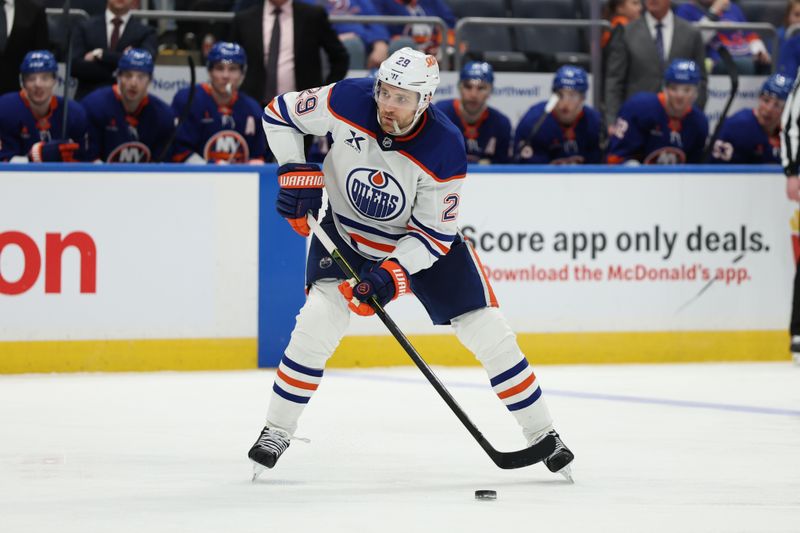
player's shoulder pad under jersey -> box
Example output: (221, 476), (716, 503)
(487, 105), (512, 128)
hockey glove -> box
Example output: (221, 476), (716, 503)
(276, 163), (324, 237)
(28, 140), (80, 163)
(338, 260), (410, 316)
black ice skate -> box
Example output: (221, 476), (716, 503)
(248, 426), (291, 480)
(531, 430), (575, 482)
(791, 335), (800, 366)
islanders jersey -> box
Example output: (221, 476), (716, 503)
(262, 77), (467, 275)
(434, 99), (512, 164)
(607, 92), (709, 165)
(172, 83), (269, 163)
(710, 108), (780, 164)
(513, 101), (602, 164)
(0, 91), (88, 161)
(81, 85), (176, 163)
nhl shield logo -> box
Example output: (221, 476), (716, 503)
(346, 167), (406, 221)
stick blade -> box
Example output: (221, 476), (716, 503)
(487, 433), (557, 470)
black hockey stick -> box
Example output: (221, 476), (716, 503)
(520, 93), (559, 158)
(61, 0), (74, 139)
(702, 46), (739, 162)
(306, 213), (557, 469)
(158, 55), (196, 162)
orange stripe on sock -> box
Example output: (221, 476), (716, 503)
(277, 368), (319, 391)
(497, 372), (535, 400)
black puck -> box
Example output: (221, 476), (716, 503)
(474, 489), (497, 500)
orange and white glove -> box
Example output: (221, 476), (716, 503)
(28, 140), (80, 162)
(337, 260), (410, 316)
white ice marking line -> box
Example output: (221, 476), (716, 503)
(327, 371), (800, 417)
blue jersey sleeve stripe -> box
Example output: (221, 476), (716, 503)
(272, 383), (311, 404)
(490, 358), (529, 387)
(277, 95), (303, 133)
(336, 213), (405, 241)
(506, 386), (543, 411)
(262, 111), (298, 130)
(409, 214), (455, 242)
(407, 232), (442, 258)
(281, 355), (324, 378)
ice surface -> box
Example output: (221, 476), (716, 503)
(0, 363), (798, 532)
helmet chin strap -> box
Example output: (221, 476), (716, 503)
(379, 107), (426, 136)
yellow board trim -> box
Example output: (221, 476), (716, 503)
(0, 331), (790, 374)
(328, 330), (791, 367)
(0, 338), (257, 374)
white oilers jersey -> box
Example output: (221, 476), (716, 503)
(262, 77), (468, 275)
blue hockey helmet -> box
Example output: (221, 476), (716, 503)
(20, 50), (57, 75)
(664, 59), (700, 86)
(552, 65), (588, 93)
(118, 48), (155, 75)
(460, 61), (494, 84)
(761, 73), (792, 101)
(207, 41), (247, 69)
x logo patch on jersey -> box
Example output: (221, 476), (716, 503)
(345, 130), (365, 153)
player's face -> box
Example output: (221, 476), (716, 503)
(459, 79), (491, 115)
(209, 63), (244, 96)
(618, 0), (642, 20)
(755, 94), (785, 131)
(553, 88), (585, 125)
(375, 82), (420, 133)
(118, 70), (151, 106)
(22, 72), (57, 106)
(664, 83), (698, 117)
(789, 4), (800, 26)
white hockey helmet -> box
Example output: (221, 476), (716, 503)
(374, 47), (440, 132)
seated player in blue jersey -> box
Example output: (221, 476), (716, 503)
(0, 50), (88, 163)
(710, 73), (791, 165)
(513, 65), (603, 165)
(171, 42), (270, 165)
(81, 49), (176, 163)
(607, 59), (709, 165)
(249, 47), (575, 482)
(434, 61), (512, 164)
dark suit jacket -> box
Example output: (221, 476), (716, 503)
(70, 13), (157, 99)
(604, 12), (708, 125)
(231, 1), (349, 105)
(0, 0), (50, 95)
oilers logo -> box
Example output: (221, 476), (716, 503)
(203, 130), (250, 163)
(346, 167), (406, 221)
(107, 141), (152, 163)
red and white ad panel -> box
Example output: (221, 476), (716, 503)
(0, 171), (259, 341)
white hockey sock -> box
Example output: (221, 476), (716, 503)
(452, 307), (553, 438)
(265, 280), (350, 435)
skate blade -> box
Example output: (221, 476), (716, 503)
(251, 462), (266, 482)
(557, 464), (574, 484)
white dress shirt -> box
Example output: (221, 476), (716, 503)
(3, 0), (15, 38)
(263, 0), (296, 95)
(644, 9), (674, 61)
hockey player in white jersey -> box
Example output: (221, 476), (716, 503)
(249, 47), (574, 479)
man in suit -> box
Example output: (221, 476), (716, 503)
(0, 0), (49, 95)
(230, 0), (349, 106)
(70, 0), (157, 100)
(604, 0), (707, 127)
